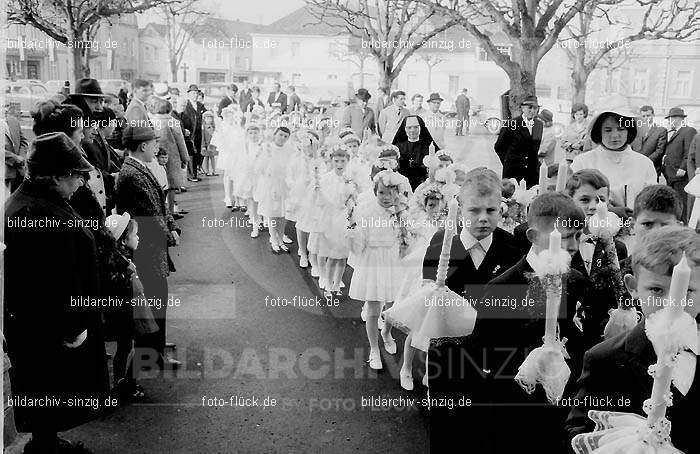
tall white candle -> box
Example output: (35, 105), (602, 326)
(436, 197), (459, 286)
(548, 227), (561, 255)
(555, 160), (569, 192)
(668, 252), (691, 316)
(539, 162), (548, 193)
(646, 252), (692, 426)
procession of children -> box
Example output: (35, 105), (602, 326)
(209, 103), (699, 454)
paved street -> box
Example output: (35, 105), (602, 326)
(10, 132), (498, 454)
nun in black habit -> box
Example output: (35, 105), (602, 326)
(392, 115), (440, 190)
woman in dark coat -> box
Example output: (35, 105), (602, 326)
(392, 114), (439, 190)
(4, 132), (110, 453)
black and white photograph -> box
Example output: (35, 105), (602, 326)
(1, 0), (700, 452)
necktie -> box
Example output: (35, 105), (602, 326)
(470, 242), (486, 269)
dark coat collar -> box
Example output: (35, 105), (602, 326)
(624, 320), (654, 361)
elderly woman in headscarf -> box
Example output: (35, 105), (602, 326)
(571, 111), (657, 208)
(392, 114), (440, 190)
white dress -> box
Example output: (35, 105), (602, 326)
(317, 170), (352, 259)
(211, 121), (244, 182)
(571, 145), (657, 208)
(256, 142), (294, 218)
(236, 140), (262, 200)
(285, 148), (310, 222)
(347, 197), (402, 303)
(295, 157), (328, 233)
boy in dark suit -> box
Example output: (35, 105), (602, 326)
(431, 192), (590, 453)
(565, 226), (699, 454)
(565, 169), (628, 349)
(116, 125), (181, 370)
(663, 107), (697, 222)
(426, 168), (528, 449)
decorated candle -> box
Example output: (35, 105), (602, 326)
(555, 160), (569, 192)
(428, 141), (436, 157)
(645, 253), (692, 426)
(539, 162), (548, 193)
(544, 227), (563, 341)
(436, 197), (459, 286)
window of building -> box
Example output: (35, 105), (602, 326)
(448, 75), (459, 95)
(327, 74), (338, 80)
(477, 45), (510, 62)
(271, 46), (279, 57)
(557, 86), (571, 100)
(131, 42), (136, 57)
(235, 56), (241, 66)
(674, 70), (692, 97)
(291, 42), (300, 57)
(631, 68), (649, 96)
(215, 52), (222, 63)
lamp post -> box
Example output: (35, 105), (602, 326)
(181, 63), (189, 83)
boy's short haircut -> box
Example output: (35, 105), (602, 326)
(633, 184), (683, 220)
(133, 79), (152, 90)
(632, 225), (700, 276)
(412, 93), (423, 101)
(391, 91), (406, 100)
(274, 126), (291, 136)
(528, 192), (585, 231)
(156, 148), (168, 157)
(460, 167), (501, 199)
(565, 169), (609, 197)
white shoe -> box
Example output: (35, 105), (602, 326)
(378, 315), (385, 331)
(382, 335), (397, 355)
(299, 256), (309, 268)
(250, 229), (259, 238)
(400, 370), (414, 391)
(360, 303), (367, 322)
(422, 373), (429, 388)
(318, 277), (327, 290)
(368, 350), (382, 370)
(224, 199), (232, 208)
(310, 267), (319, 278)
(282, 235), (293, 244)
(340, 281), (345, 289)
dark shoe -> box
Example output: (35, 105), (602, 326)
(115, 378), (146, 402)
(173, 213), (184, 220)
(165, 342), (176, 349)
(231, 206), (240, 212)
(176, 210), (189, 215)
(180, 187), (188, 192)
(164, 356), (181, 368)
(187, 178), (200, 182)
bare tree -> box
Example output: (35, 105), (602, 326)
(417, 53), (444, 91)
(598, 46), (635, 95)
(7, 0), (178, 82)
(561, 0), (700, 105)
(330, 38), (374, 88)
(305, 1), (458, 92)
(158, 0), (210, 83)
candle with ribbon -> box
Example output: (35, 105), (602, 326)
(545, 227), (562, 341)
(538, 162), (548, 193)
(555, 160), (569, 192)
(646, 253), (691, 425)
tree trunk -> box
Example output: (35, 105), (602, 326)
(378, 60), (394, 93)
(358, 58), (365, 88)
(171, 59), (179, 83)
(571, 71), (588, 106)
(71, 46), (90, 83)
(505, 65), (537, 118)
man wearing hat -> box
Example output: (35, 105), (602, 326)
(66, 78), (122, 211)
(116, 125), (181, 369)
(5, 132), (109, 453)
(125, 79), (153, 127)
(494, 95), (544, 188)
(185, 84), (207, 181)
(286, 85), (301, 113)
(663, 107), (697, 221)
(421, 92), (447, 149)
(341, 88), (376, 140)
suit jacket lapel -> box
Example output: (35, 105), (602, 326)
(624, 321), (656, 390)
(519, 116), (531, 139)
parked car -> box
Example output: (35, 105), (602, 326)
(4, 80), (50, 117)
(44, 80), (66, 95)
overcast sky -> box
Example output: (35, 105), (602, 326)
(137, 0), (306, 26)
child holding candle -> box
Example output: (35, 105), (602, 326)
(565, 226), (699, 453)
(431, 192), (591, 453)
(565, 169), (630, 348)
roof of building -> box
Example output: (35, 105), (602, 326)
(140, 18), (261, 39)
